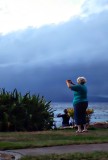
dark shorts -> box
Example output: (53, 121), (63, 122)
(74, 101), (88, 125)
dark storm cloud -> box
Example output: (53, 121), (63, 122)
(0, 6), (108, 102)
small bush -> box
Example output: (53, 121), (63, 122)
(0, 88), (54, 131)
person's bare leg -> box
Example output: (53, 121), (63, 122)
(76, 125), (82, 133)
(82, 124), (88, 132)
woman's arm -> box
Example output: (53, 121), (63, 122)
(66, 80), (75, 89)
(57, 114), (63, 117)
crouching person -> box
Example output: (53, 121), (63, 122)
(57, 109), (70, 127)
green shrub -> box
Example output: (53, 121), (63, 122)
(0, 88), (54, 131)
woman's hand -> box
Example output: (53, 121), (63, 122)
(66, 80), (75, 89)
(66, 80), (72, 83)
(66, 80), (72, 88)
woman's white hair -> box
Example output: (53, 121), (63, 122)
(77, 77), (87, 84)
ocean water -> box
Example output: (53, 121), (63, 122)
(51, 102), (108, 127)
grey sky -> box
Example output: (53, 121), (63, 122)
(0, 0), (108, 102)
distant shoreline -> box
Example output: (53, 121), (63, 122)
(52, 102), (108, 127)
(54, 122), (108, 130)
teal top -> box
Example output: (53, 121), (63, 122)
(70, 84), (88, 105)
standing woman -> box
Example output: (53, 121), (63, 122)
(66, 77), (88, 133)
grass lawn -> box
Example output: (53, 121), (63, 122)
(0, 128), (108, 150)
(20, 151), (108, 160)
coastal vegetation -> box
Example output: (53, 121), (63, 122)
(0, 89), (107, 160)
(0, 88), (54, 131)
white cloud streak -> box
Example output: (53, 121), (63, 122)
(0, 0), (84, 34)
(1, 0), (108, 34)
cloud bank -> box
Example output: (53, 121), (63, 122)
(0, 0), (108, 102)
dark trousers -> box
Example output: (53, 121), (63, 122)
(74, 101), (88, 125)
